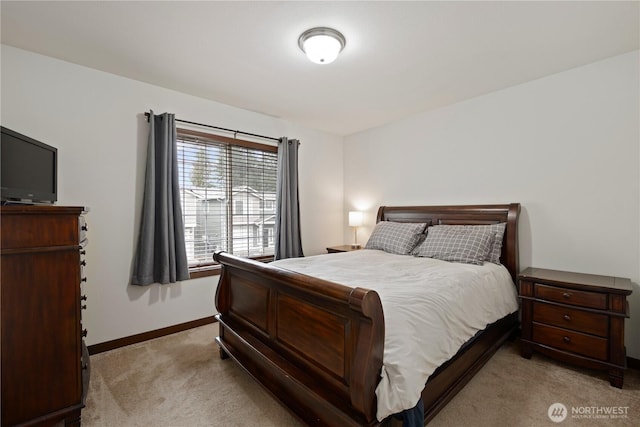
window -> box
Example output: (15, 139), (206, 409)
(176, 128), (278, 274)
(234, 200), (243, 215)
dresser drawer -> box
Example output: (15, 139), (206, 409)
(532, 302), (608, 337)
(534, 283), (607, 309)
(533, 322), (608, 361)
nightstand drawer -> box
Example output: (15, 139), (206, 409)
(534, 283), (607, 309)
(533, 322), (608, 361)
(532, 302), (608, 337)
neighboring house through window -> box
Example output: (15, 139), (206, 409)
(176, 128), (278, 273)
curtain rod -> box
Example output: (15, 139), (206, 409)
(144, 112), (280, 142)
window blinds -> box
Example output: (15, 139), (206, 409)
(176, 129), (278, 266)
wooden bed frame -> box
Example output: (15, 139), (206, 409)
(214, 203), (520, 426)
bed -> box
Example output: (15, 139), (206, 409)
(213, 203), (520, 426)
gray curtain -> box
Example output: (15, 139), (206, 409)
(274, 137), (304, 260)
(131, 111), (190, 285)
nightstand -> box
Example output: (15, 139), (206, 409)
(326, 245), (363, 253)
(518, 267), (632, 388)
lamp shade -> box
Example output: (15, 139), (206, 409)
(348, 211), (363, 227)
(298, 27), (346, 64)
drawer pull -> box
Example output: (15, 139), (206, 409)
(563, 336), (571, 343)
(562, 292), (571, 299)
(563, 314), (571, 321)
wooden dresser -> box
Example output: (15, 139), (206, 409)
(519, 267), (632, 388)
(1, 205), (89, 427)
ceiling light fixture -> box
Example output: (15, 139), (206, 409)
(298, 27), (346, 65)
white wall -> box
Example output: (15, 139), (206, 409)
(1, 45), (344, 346)
(344, 51), (640, 358)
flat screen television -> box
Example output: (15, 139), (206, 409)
(1, 126), (58, 204)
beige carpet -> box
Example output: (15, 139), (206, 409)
(83, 323), (639, 427)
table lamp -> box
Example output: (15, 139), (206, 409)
(348, 211), (363, 249)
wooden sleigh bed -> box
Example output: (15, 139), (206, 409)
(214, 203), (520, 426)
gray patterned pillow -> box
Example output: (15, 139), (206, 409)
(481, 223), (506, 264)
(365, 221), (427, 255)
(412, 225), (494, 265)
(426, 223), (506, 264)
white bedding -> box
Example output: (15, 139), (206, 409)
(271, 249), (518, 421)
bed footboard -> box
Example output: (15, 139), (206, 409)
(214, 251), (385, 427)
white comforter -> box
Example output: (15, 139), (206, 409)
(271, 249), (518, 421)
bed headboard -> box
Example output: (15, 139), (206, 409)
(376, 203), (521, 283)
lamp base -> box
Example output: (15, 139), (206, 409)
(350, 243), (361, 249)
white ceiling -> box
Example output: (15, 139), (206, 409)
(1, 1), (638, 136)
